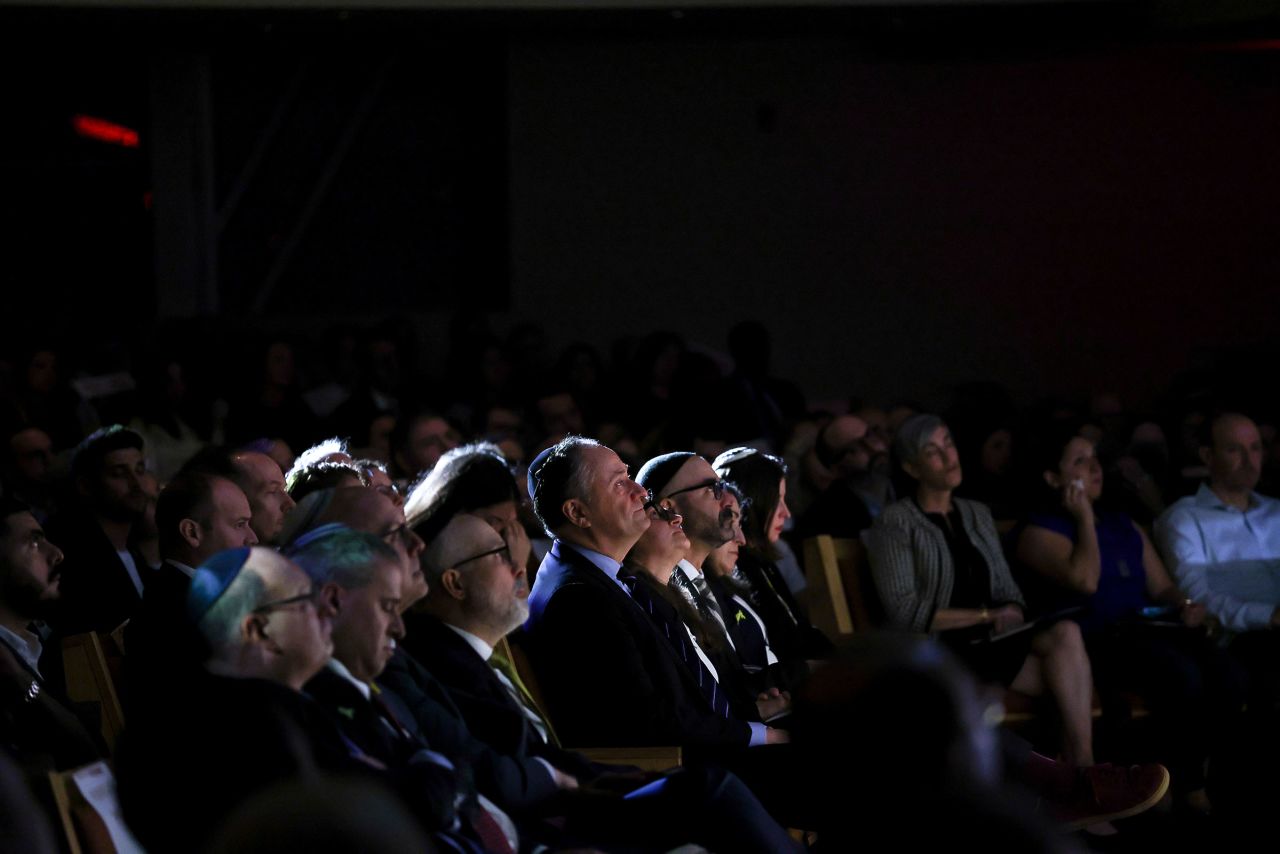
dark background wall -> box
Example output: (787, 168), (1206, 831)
(508, 35), (1280, 408)
(4, 5), (1280, 411)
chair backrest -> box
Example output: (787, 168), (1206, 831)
(500, 633), (682, 769)
(61, 634), (125, 756)
(48, 761), (143, 854)
(802, 535), (881, 635)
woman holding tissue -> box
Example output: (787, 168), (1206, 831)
(1015, 422), (1246, 814)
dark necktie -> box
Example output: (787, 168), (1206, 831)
(627, 574), (733, 720)
(489, 647), (560, 748)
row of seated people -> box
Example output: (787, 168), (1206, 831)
(859, 410), (1280, 824)
(0, 424), (1187, 850)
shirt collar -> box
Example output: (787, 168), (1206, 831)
(168, 559), (197, 578)
(562, 541), (624, 582)
(444, 624), (494, 661)
(676, 559), (702, 582)
(326, 657), (371, 701)
(1196, 482), (1263, 512)
(0, 624), (43, 679)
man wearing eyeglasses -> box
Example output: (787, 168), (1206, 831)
(406, 511), (801, 854)
(523, 437), (786, 752)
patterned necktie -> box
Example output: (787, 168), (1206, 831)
(490, 646), (561, 748)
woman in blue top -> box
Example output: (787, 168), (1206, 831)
(1015, 424), (1245, 813)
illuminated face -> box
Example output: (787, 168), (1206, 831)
(703, 495), (745, 579)
(1049, 437), (1103, 502)
(339, 489), (426, 605)
(235, 453), (297, 544)
(460, 538), (529, 638)
(1208, 416), (1264, 495)
(665, 458), (735, 550)
(766, 478), (791, 544)
(259, 559), (333, 687)
(0, 512), (64, 619)
(906, 426), (963, 493)
(331, 557), (405, 682)
(633, 496), (690, 570)
(578, 445), (651, 545)
(200, 479), (259, 556)
(93, 448), (150, 521)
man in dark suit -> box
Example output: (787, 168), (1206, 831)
(116, 544), (457, 852)
(289, 525), (509, 853)
(523, 437), (787, 751)
(411, 511), (801, 853)
(124, 471), (259, 704)
(46, 426), (151, 636)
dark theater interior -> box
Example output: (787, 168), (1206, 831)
(3, 1), (1280, 851)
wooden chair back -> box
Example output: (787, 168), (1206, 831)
(802, 535), (881, 635)
(61, 633), (125, 756)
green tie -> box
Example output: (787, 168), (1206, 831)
(490, 647), (561, 748)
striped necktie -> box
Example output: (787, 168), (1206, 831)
(489, 646), (561, 748)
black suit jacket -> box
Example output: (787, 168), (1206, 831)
(123, 561), (200, 712)
(304, 665), (464, 836)
(46, 511), (145, 636)
(523, 540), (751, 750)
(379, 644), (578, 813)
(0, 636), (103, 775)
(402, 615), (597, 779)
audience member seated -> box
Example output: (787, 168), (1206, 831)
(125, 471), (258, 703)
(714, 447), (835, 664)
(47, 426), (151, 636)
(119, 545), (477, 851)
(795, 414), (885, 538)
(409, 512), (800, 853)
(704, 486), (797, 691)
(188, 447), (297, 546)
(287, 526), (511, 853)
(3, 427), (57, 524)
(621, 486), (779, 725)
(864, 414), (1097, 769)
(356, 458), (403, 508)
(389, 410), (461, 486)
(0, 499), (103, 777)
(286, 460), (364, 501)
(1155, 411), (1280, 712)
(523, 437), (786, 751)
(1015, 424), (1244, 814)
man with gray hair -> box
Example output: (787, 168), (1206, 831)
(290, 525), (515, 854)
(118, 546), (356, 851)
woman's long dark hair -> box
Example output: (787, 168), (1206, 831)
(713, 447), (786, 561)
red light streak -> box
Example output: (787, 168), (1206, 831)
(72, 115), (139, 148)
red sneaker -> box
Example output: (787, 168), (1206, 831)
(1045, 763), (1170, 830)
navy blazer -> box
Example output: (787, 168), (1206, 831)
(523, 540), (751, 750)
(402, 614), (597, 780)
(379, 643), (574, 813)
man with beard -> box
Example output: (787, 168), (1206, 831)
(0, 499), (103, 774)
(409, 512), (800, 853)
(48, 426), (152, 635)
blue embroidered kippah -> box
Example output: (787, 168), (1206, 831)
(186, 547), (252, 623)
